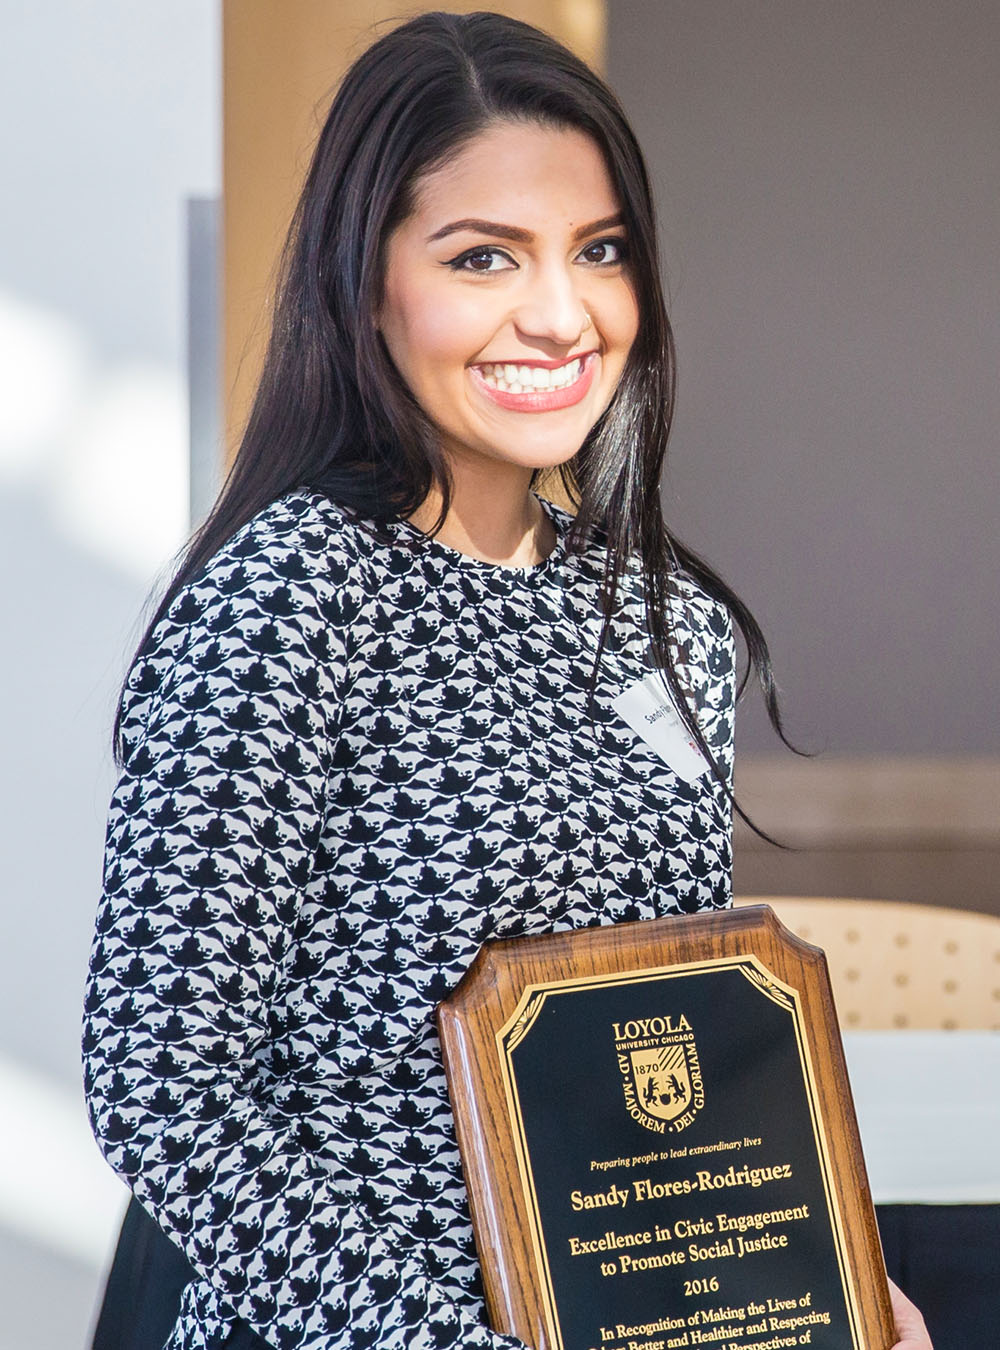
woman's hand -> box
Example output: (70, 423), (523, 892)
(889, 1278), (932, 1349)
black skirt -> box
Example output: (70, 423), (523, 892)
(91, 1197), (270, 1350)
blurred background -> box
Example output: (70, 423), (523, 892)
(1, 2), (996, 1346)
(1, 4), (218, 1347)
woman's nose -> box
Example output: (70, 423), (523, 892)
(513, 266), (591, 348)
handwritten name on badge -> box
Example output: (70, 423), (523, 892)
(612, 674), (709, 783)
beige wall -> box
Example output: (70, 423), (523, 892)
(733, 756), (1000, 915)
(223, 0), (605, 459)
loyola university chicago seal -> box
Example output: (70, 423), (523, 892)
(614, 1013), (705, 1133)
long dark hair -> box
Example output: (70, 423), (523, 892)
(116, 10), (793, 816)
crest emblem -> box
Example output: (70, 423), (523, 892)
(614, 1015), (704, 1134)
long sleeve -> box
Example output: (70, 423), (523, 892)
(82, 530), (523, 1350)
(84, 490), (734, 1350)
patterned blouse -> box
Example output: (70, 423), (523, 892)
(83, 490), (735, 1350)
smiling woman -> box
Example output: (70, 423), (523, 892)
(378, 121), (639, 562)
(81, 11), (928, 1350)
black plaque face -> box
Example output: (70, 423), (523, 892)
(498, 956), (863, 1350)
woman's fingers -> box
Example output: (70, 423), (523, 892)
(888, 1277), (932, 1349)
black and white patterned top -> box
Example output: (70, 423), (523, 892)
(83, 489), (735, 1350)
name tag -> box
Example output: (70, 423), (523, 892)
(612, 673), (710, 783)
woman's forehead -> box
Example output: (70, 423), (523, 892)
(407, 121), (622, 231)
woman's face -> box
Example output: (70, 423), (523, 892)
(378, 120), (639, 479)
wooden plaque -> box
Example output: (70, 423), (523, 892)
(437, 906), (894, 1350)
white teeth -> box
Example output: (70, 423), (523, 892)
(478, 356), (585, 393)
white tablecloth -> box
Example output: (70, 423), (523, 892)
(841, 1031), (1000, 1204)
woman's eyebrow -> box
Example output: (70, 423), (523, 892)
(427, 218), (531, 244)
(572, 213), (625, 241)
(426, 213), (625, 244)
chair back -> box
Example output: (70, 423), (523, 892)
(735, 896), (1000, 1030)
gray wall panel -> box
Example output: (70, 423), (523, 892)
(609, 0), (999, 753)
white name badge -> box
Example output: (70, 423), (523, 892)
(611, 673), (710, 783)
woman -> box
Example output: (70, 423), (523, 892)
(83, 12), (930, 1350)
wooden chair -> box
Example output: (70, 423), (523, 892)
(735, 896), (1000, 1030)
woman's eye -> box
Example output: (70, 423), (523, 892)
(449, 247), (516, 273)
(579, 237), (628, 266)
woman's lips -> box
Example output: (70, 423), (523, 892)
(469, 351), (598, 412)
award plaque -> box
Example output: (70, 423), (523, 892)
(437, 906), (894, 1350)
